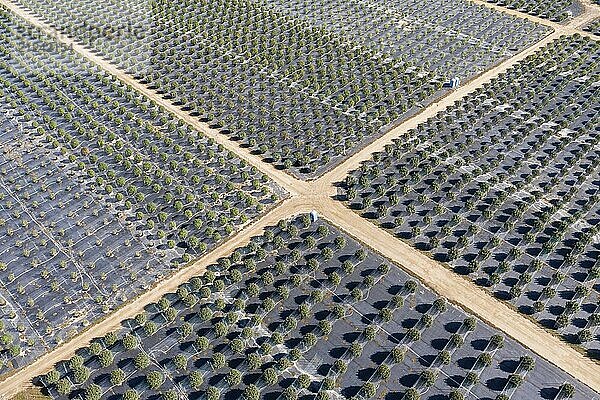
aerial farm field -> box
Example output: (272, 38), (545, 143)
(340, 34), (600, 358)
(268, 0), (550, 78)
(0, 0), (599, 398)
(486, 0), (583, 21)
(36, 215), (598, 400)
(12, 0), (550, 179)
(0, 10), (280, 375)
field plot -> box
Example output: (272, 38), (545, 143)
(0, 11), (279, 375)
(487, 0), (582, 22)
(35, 215), (597, 400)
(268, 0), (550, 79)
(339, 34), (600, 359)
(13, 0), (550, 179)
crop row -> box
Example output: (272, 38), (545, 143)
(340, 34), (600, 359)
(13, 0), (439, 178)
(583, 17), (600, 37)
(269, 0), (550, 78)
(13, 0), (549, 178)
(0, 9), (279, 376)
(36, 215), (597, 400)
(487, 0), (578, 21)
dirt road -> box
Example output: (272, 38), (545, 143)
(0, 197), (312, 397)
(319, 29), (563, 186)
(316, 201), (600, 392)
(0, 1), (308, 197)
(2, 0), (600, 396)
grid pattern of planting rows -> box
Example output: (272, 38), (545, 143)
(268, 0), (550, 79)
(340, 35), (600, 359)
(487, 0), (579, 22)
(0, 11), (279, 374)
(37, 215), (597, 400)
(12, 0), (440, 179)
(12, 0), (550, 179)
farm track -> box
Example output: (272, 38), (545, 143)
(1, 1), (310, 198)
(1, 0), (600, 396)
(0, 197), (306, 398)
(319, 30), (563, 185)
(572, 0), (600, 28)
